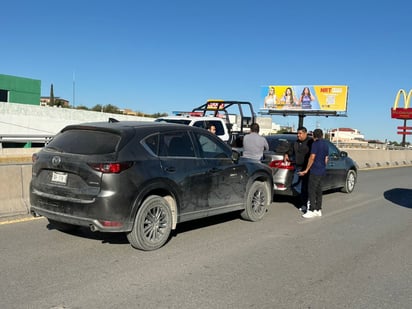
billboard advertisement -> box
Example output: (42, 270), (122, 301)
(260, 85), (348, 112)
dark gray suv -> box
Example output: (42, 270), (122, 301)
(30, 121), (273, 251)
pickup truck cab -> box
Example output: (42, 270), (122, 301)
(155, 115), (230, 142)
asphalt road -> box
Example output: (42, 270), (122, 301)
(1, 167), (411, 309)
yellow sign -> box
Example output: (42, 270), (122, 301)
(393, 89), (412, 109)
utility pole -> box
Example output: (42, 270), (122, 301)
(72, 71), (76, 108)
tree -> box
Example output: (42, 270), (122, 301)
(75, 105), (89, 110)
(54, 98), (67, 107)
(49, 84), (55, 106)
(151, 112), (169, 118)
(104, 104), (120, 114)
(91, 104), (103, 112)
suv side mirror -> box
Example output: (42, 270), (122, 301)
(232, 150), (240, 163)
(340, 151), (348, 158)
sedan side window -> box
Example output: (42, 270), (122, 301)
(327, 141), (340, 159)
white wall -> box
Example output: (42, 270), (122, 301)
(0, 102), (154, 135)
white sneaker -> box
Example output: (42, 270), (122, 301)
(314, 210), (322, 217)
(302, 210), (316, 218)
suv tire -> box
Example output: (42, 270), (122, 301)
(241, 181), (270, 222)
(127, 195), (172, 251)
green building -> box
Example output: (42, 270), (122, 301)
(0, 74), (41, 105)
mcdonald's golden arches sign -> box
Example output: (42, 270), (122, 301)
(391, 89), (412, 119)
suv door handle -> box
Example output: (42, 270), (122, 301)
(209, 168), (221, 173)
(164, 166), (176, 173)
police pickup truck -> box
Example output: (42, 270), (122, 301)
(155, 100), (256, 145)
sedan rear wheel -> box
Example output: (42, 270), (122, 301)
(241, 181), (270, 222)
(342, 170), (357, 193)
(127, 195), (172, 251)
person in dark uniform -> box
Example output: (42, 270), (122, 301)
(284, 126), (313, 212)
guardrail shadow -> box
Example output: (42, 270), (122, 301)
(384, 188), (412, 209)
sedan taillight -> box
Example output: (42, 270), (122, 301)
(88, 162), (133, 174)
(269, 160), (294, 170)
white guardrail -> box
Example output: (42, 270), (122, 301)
(0, 134), (53, 149)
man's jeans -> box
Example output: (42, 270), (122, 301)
(291, 166), (309, 207)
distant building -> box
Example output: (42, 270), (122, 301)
(330, 128), (365, 142)
(256, 116), (281, 135)
(0, 74), (41, 105)
(40, 96), (70, 107)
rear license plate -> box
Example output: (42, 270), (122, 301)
(51, 172), (68, 185)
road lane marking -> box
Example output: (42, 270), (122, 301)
(0, 216), (43, 225)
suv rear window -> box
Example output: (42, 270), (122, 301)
(47, 130), (121, 155)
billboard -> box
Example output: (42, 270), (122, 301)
(260, 85), (348, 112)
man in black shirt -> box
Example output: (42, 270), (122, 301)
(284, 126), (313, 212)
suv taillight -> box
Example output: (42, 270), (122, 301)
(88, 162), (133, 174)
(269, 160), (294, 170)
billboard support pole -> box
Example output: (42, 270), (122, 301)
(402, 119), (407, 147)
(298, 114), (305, 128)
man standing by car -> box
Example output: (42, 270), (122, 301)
(243, 123), (269, 161)
(299, 129), (329, 218)
(284, 126), (312, 212)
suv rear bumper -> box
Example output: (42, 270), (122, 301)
(30, 205), (133, 232)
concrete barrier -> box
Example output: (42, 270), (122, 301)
(0, 165), (31, 218)
(343, 149), (412, 169)
(1, 149), (412, 220)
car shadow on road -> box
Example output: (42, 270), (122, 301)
(47, 212), (243, 246)
(272, 195), (299, 209)
(272, 189), (345, 210)
(47, 224), (130, 245)
(172, 211), (241, 236)
(383, 188), (412, 209)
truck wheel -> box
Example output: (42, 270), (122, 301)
(241, 181), (270, 222)
(127, 195), (172, 251)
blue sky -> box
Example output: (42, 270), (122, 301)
(2, 0), (412, 142)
